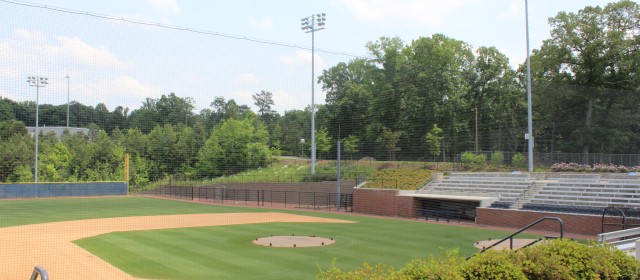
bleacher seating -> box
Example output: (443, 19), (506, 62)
(418, 172), (640, 214)
(522, 203), (604, 215)
(490, 201), (512, 209)
(528, 174), (640, 209)
(420, 172), (532, 203)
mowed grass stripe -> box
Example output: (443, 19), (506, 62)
(77, 232), (186, 279)
(0, 196), (266, 227)
(76, 218), (526, 279)
(123, 231), (225, 275)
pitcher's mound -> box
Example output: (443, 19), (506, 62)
(253, 235), (335, 248)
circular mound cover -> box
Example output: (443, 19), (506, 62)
(253, 236), (335, 247)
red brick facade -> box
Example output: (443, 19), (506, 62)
(475, 208), (635, 236)
(353, 188), (417, 218)
(352, 189), (636, 236)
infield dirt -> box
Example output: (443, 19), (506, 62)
(0, 212), (352, 280)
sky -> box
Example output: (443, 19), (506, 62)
(0, 0), (621, 115)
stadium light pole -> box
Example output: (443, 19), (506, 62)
(300, 13), (326, 176)
(27, 76), (48, 183)
(525, 0), (534, 172)
(66, 75), (70, 128)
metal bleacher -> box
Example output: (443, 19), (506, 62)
(419, 172), (533, 207)
(528, 174), (640, 209)
(421, 172), (640, 216)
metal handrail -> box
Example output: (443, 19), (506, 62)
(467, 217), (564, 260)
(30, 266), (48, 280)
(601, 206), (626, 233)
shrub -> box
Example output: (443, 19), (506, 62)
(399, 251), (464, 280)
(511, 153), (526, 167)
(473, 154), (487, 165)
(462, 250), (527, 280)
(461, 152), (486, 166)
(317, 239), (640, 280)
(316, 262), (400, 280)
(461, 152), (476, 164)
(490, 151), (504, 166)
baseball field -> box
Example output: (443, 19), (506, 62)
(0, 196), (527, 279)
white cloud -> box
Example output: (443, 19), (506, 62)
(0, 41), (16, 61)
(58, 37), (130, 69)
(1, 29), (130, 71)
(13, 29), (47, 43)
(0, 87), (19, 103)
(280, 50), (325, 71)
(0, 68), (18, 81)
(232, 73), (261, 86)
(102, 76), (161, 99)
(145, 0), (181, 14)
(89, 76), (164, 110)
(271, 89), (309, 114)
(331, 0), (475, 27)
(230, 90), (254, 108)
(498, 1), (524, 22)
(248, 17), (273, 31)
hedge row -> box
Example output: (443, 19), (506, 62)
(317, 239), (640, 280)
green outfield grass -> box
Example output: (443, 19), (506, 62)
(0, 197), (536, 279)
(0, 197), (267, 227)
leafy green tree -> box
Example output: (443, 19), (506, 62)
(398, 34), (474, 157)
(315, 128), (332, 160)
(379, 127), (402, 160)
(39, 142), (72, 182)
(156, 92), (195, 126)
(127, 98), (159, 133)
(146, 124), (182, 179)
(532, 0), (640, 160)
(342, 135), (360, 160)
(366, 37), (405, 131)
(252, 90), (275, 118)
(469, 46), (523, 151)
(319, 58), (376, 141)
(278, 109), (310, 155)
(7, 165), (33, 182)
(0, 98), (16, 121)
(425, 124), (443, 161)
(119, 128), (147, 157)
(0, 134), (33, 182)
(196, 115), (271, 177)
(0, 120), (27, 140)
(128, 154), (150, 186)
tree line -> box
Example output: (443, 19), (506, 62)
(319, 0), (639, 162)
(0, 1), (637, 184)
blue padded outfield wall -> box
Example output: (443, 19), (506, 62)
(0, 182), (127, 198)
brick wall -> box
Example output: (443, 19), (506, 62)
(475, 207), (635, 236)
(353, 188), (417, 218)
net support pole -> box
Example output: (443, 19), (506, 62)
(337, 140), (341, 211)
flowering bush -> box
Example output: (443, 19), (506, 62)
(551, 162), (640, 173)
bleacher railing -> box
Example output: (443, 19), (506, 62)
(467, 217), (564, 260)
(30, 266), (48, 280)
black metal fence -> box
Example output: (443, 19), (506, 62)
(141, 186), (353, 212)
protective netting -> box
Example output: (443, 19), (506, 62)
(0, 0), (638, 186)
